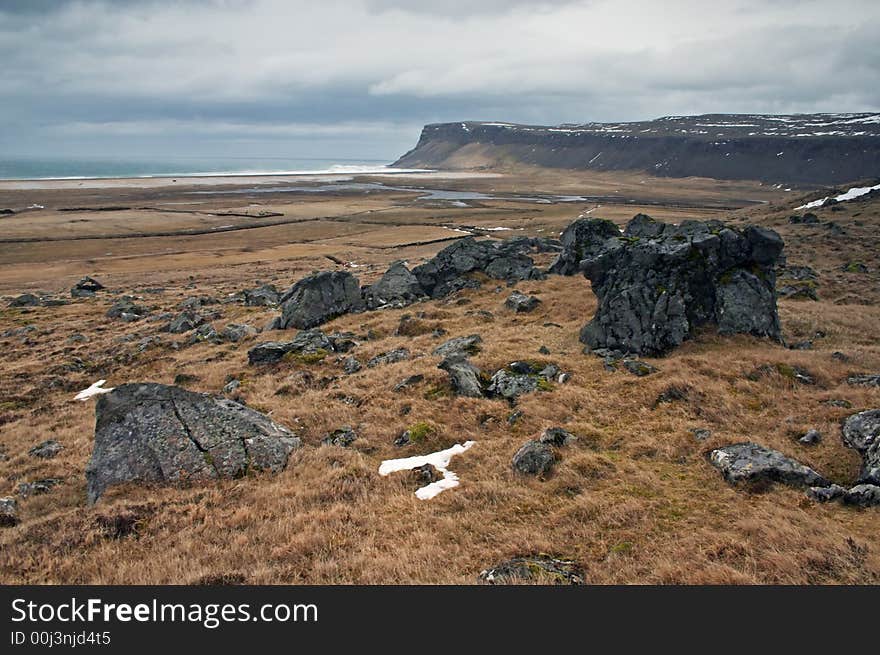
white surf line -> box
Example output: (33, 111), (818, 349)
(74, 379), (114, 401)
(379, 441), (475, 500)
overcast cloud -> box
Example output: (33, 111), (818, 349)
(1, 0), (878, 160)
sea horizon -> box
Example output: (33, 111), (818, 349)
(0, 154), (410, 181)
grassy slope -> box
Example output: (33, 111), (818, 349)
(0, 188), (879, 584)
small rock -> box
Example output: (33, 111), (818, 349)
(243, 284), (280, 307)
(166, 310), (204, 334)
(847, 374), (880, 387)
(480, 556), (583, 585)
(322, 426), (357, 448)
(438, 356), (485, 398)
(17, 478), (63, 498)
(539, 427), (575, 447)
(512, 440), (555, 475)
(367, 348), (409, 368)
(0, 497), (18, 527)
(341, 356), (362, 374)
(507, 409), (523, 425)
(221, 323), (257, 342)
(807, 484), (847, 502)
(9, 293), (40, 307)
(690, 428), (712, 441)
(29, 440), (63, 459)
(709, 442), (828, 489)
(538, 345), (550, 355)
(788, 340), (813, 351)
(622, 359), (657, 376)
(393, 374), (424, 392)
(409, 464), (441, 486)
(831, 351), (850, 362)
(842, 484), (880, 507)
(505, 290), (541, 313)
(799, 429), (822, 445)
(187, 323), (220, 344)
(432, 334), (482, 358)
(223, 379), (241, 394)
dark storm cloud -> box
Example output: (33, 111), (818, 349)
(2, 0), (878, 159)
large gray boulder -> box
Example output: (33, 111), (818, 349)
(841, 409), (880, 485)
(86, 383), (301, 503)
(578, 216), (783, 356)
(362, 261), (426, 310)
(548, 217), (620, 275)
(275, 271), (364, 329)
(709, 442), (828, 489)
(438, 356), (485, 398)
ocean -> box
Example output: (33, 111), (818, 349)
(0, 156), (400, 180)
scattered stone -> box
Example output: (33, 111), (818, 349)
(322, 426), (357, 448)
(654, 385), (689, 407)
(831, 351), (850, 362)
(788, 340), (813, 351)
(788, 212), (819, 225)
(409, 464), (442, 486)
(578, 217), (783, 355)
(799, 429), (822, 445)
(487, 362), (559, 401)
(432, 334), (482, 358)
(847, 374), (880, 387)
(505, 290), (541, 313)
(29, 440), (63, 459)
(166, 310), (204, 334)
(749, 363), (816, 385)
(438, 356), (484, 398)
(221, 323), (258, 343)
(841, 409), (880, 485)
(822, 398), (852, 408)
(362, 261), (426, 310)
(393, 374), (424, 392)
(247, 328), (334, 365)
(341, 356), (362, 374)
(17, 478), (63, 498)
(179, 295), (218, 311)
(690, 428), (712, 441)
(9, 293), (40, 307)
(186, 323), (220, 345)
(709, 442), (828, 489)
(807, 484), (847, 502)
(507, 409), (524, 425)
(622, 359), (657, 376)
(548, 217), (621, 275)
(538, 345), (550, 355)
(71, 276), (104, 298)
(0, 497), (18, 527)
(243, 284), (280, 307)
(842, 261), (869, 274)
(86, 382), (301, 503)
(367, 348), (410, 368)
(512, 440), (555, 476)
(778, 264), (817, 281)
(67, 333), (88, 344)
(539, 427), (576, 447)
(777, 283), (818, 301)
(842, 484), (880, 507)
(223, 379), (241, 394)
(274, 271), (364, 329)
(480, 556), (584, 585)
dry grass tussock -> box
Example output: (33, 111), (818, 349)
(1, 192), (879, 585)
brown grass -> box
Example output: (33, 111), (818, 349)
(0, 170), (878, 584)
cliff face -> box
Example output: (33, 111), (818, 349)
(393, 114), (880, 185)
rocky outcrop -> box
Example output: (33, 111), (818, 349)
(577, 216), (783, 356)
(248, 328), (345, 365)
(841, 409), (880, 485)
(487, 361), (561, 401)
(86, 383), (301, 503)
(274, 271), (364, 330)
(242, 284), (280, 307)
(362, 261), (426, 310)
(71, 276), (104, 298)
(709, 442), (828, 489)
(548, 217), (620, 275)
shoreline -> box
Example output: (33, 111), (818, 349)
(0, 169), (500, 191)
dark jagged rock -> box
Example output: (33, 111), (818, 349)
(341, 356), (362, 374)
(362, 261), (426, 310)
(243, 284), (280, 307)
(709, 442), (828, 489)
(480, 555), (583, 585)
(777, 283), (818, 301)
(411, 237), (542, 299)
(778, 264), (817, 281)
(624, 213), (666, 238)
(548, 217), (620, 275)
(539, 427), (576, 447)
(505, 290), (540, 313)
(393, 374), (424, 392)
(438, 356), (484, 398)
(321, 426), (357, 448)
(789, 212), (820, 225)
(807, 484), (847, 502)
(433, 334), (482, 358)
(221, 323), (258, 343)
(0, 497), (18, 527)
(841, 409), (880, 485)
(577, 216), (783, 356)
(512, 440), (555, 475)
(166, 310), (204, 334)
(799, 429), (822, 445)
(367, 348), (410, 368)
(106, 296), (149, 320)
(247, 328), (335, 365)
(86, 382), (301, 503)
(275, 271), (364, 330)
(29, 440), (63, 459)
(621, 359), (657, 376)
(71, 276), (104, 298)
(410, 464), (442, 486)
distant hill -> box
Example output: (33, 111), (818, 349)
(393, 113), (880, 185)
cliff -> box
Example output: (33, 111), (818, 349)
(393, 113), (880, 185)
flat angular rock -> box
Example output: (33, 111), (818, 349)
(367, 348), (409, 368)
(438, 356), (484, 398)
(321, 426), (357, 448)
(29, 440), (63, 459)
(807, 484), (847, 502)
(166, 310), (204, 334)
(539, 427), (576, 447)
(841, 409), (880, 484)
(548, 217), (620, 276)
(432, 334), (482, 358)
(9, 293), (40, 307)
(247, 328), (334, 365)
(86, 383), (301, 503)
(843, 484), (880, 507)
(709, 442), (828, 489)
(276, 271), (364, 329)
(512, 440), (555, 475)
(243, 284), (280, 307)
(847, 374), (880, 387)
(221, 323), (258, 343)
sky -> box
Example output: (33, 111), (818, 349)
(1, 0), (879, 161)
